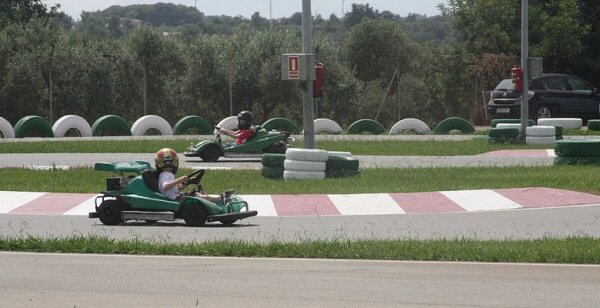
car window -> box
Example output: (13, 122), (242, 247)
(544, 77), (568, 91)
(530, 79), (544, 90)
(567, 77), (593, 94)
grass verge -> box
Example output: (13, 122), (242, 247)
(2, 165), (599, 195)
(2, 235), (599, 264)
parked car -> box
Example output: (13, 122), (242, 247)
(487, 74), (600, 121)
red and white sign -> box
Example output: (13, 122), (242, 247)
(288, 55), (300, 79)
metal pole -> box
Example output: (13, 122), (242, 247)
(520, 0), (529, 141)
(302, 0), (315, 149)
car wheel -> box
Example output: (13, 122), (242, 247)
(200, 145), (221, 162)
(183, 205), (207, 227)
(97, 200), (124, 226)
(536, 105), (552, 119)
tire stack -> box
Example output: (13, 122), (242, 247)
(261, 153), (286, 180)
(283, 149), (328, 180)
(587, 120), (600, 131)
(526, 126), (556, 145)
(326, 152), (360, 178)
(554, 140), (600, 165)
(489, 123), (523, 144)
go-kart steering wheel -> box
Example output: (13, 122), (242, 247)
(186, 169), (205, 185)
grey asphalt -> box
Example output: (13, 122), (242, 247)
(2, 252), (599, 307)
(2, 203), (600, 242)
(0, 152), (554, 169)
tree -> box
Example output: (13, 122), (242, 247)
(344, 4), (379, 28)
(343, 19), (410, 82)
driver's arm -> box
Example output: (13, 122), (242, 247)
(162, 175), (188, 192)
(220, 128), (241, 138)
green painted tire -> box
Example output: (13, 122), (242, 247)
(173, 116), (213, 135)
(488, 128), (520, 138)
(587, 120), (600, 131)
(92, 115), (132, 136)
(434, 117), (475, 134)
(261, 153), (286, 168)
(491, 119), (535, 128)
(261, 166), (284, 179)
(554, 156), (600, 166)
(262, 117), (299, 134)
(346, 119), (385, 135)
(326, 155), (360, 178)
(555, 126), (563, 140)
(14, 115), (54, 138)
(554, 140), (600, 157)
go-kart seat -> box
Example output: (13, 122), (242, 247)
(141, 169), (160, 192)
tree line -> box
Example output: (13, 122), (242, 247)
(0, 0), (598, 129)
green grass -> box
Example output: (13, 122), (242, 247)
(0, 138), (552, 155)
(3, 165), (599, 195)
(2, 235), (600, 264)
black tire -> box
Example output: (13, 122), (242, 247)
(535, 105), (552, 120)
(97, 200), (124, 226)
(183, 205), (208, 227)
(200, 145), (221, 162)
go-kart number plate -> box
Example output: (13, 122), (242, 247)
(496, 108), (510, 114)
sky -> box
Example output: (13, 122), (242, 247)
(43, 0), (448, 21)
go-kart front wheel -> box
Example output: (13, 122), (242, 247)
(183, 205), (208, 227)
(97, 200), (124, 226)
(200, 145), (221, 162)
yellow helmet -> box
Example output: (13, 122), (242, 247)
(155, 148), (179, 172)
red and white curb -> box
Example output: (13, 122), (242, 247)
(1, 187), (599, 217)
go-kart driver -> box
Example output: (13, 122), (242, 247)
(218, 110), (255, 145)
(155, 148), (225, 202)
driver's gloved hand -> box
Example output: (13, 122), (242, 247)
(224, 188), (235, 198)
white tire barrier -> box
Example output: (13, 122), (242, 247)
(537, 118), (583, 130)
(328, 151), (353, 158)
(284, 148), (328, 180)
(0, 117), (15, 138)
(389, 118), (431, 135)
(285, 148), (329, 162)
(284, 159), (326, 172)
(131, 115), (173, 136)
(526, 126), (555, 137)
(52, 115), (93, 137)
(526, 136), (556, 145)
(313, 118), (343, 134)
(496, 123), (522, 132)
(283, 170), (326, 181)
(214, 116), (238, 134)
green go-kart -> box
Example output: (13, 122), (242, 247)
(183, 126), (293, 162)
(89, 161), (258, 226)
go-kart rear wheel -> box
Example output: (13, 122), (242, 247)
(200, 146), (221, 162)
(183, 205), (208, 227)
(97, 200), (124, 226)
